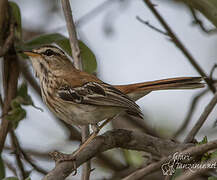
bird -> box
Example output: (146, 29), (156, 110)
(23, 45), (204, 163)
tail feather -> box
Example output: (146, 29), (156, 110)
(115, 77), (204, 101)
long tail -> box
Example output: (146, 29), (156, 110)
(115, 77), (204, 101)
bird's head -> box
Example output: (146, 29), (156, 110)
(23, 45), (73, 78)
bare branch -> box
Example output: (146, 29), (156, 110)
(61, 0), (82, 70)
(81, 126), (91, 180)
(0, 22), (15, 57)
(19, 60), (41, 95)
(43, 129), (191, 180)
(0, 0), (8, 42)
(76, 0), (116, 28)
(136, 16), (168, 36)
(175, 159), (217, 180)
(20, 146), (48, 175)
(184, 92), (217, 143)
(10, 130), (28, 179)
(143, 0), (216, 93)
(61, 1), (91, 179)
(123, 138), (217, 180)
(3, 157), (18, 176)
(0, 49), (19, 153)
(0, 93), (3, 109)
(189, 6), (217, 35)
(210, 64), (217, 80)
(173, 89), (208, 138)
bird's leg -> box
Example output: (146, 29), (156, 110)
(50, 117), (113, 173)
(71, 117), (113, 156)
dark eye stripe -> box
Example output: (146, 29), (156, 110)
(43, 49), (55, 56)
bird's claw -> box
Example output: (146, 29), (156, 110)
(49, 150), (78, 175)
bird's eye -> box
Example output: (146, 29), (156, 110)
(43, 49), (54, 56)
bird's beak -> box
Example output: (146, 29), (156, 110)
(23, 51), (40, 57)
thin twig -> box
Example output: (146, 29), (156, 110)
(3, 157), (18, 176)
(0, 93), (3, 109)
(20, 146), (48, 175)
(19, 60), (41, 95)
(10, 131), (48, 175)
(61, 1), (91, 179)
(184, 92), (217, 143)
(96, 153), (127, 171)
(76, 0), (116, 28)
(175, 159), (217, 180)
(136, 16), (168, 36)
(123, 138), (217, 180)
(123, 158), (165, 180)
(143, 0), (216, 93)
(189, 6), (217, 35)
(210, 64), (217, 80)
(10, 130), (28, 179)
(164, 175), (171, 180)
(0, 22), (15, 57)
(0, 48), (19, 153)
(0, 0), (8, 40)
(81, 126), (91, 180)
(173, 89), (208, 138)
(61, 0), (82, 70)
(4, 145), (50, 159)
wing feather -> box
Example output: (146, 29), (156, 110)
(58, 82), (142, 118)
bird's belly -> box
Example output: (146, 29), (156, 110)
(44, 96), (122, 126)
(63, 104), (122, 125)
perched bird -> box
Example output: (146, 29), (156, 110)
(23, 45), (204, 161)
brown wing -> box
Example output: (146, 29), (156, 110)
(57, 81), (143, 118)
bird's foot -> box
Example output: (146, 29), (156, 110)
(49, 150), (77, 175)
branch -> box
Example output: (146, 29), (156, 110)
(173, 89), (208, 138)
(143, 0), (216, 93)
(0, 48), (19, 153)
(81, 126), (91, 180)
(61, 0), (82, 70)
(0, 93), (3, 109)
(61, 1), (90, 179)
(3, 157), (18, 176)
(184, 92), (217, 143)
(76, 0), (115, 28)
(175, 159), (216, 180)
(0, 22), (15, 57)
(189, 6), (217, 35)
(42, 129), (191, 180)
(19, 144), (48, 175)
(10, 130), (28, 179)
(123, 138), (217, 180)
(0, 0), (8, 41)
(136, 16), (168, 36)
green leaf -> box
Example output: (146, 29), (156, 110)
(23, 33), (67, 50)
(9, 1), (22, 40)
(187, 0), (217, 28)
(25, 177), (31, 180)
(208, 177), (217, 180)
(16, 83), (42, 111)
(210, 150), (217, 159)
(0, 155), (5, 179)
(123, 150), (143, 166)
(22, 33), (97, 74)
(17, 83), (28, 98)
(6, 106), (26, 129)
(3, 177), (19, 180)
(171, 169), (183, 180)
(197, 136), (208, 145)
(79, 41), (97, 74)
